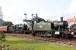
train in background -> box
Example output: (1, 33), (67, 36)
(8, 24), (31, 33)
(0, 24), (30, 33)
(70, 24), (76, 37)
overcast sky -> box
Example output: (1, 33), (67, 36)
(0, 0), (76, 24)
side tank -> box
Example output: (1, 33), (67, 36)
(32, 21), (52, 36)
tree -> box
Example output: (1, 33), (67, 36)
(2, 21), (13, 26)
(0, 19), (4, 26)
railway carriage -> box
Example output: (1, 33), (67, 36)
(0, 26), (8, 32)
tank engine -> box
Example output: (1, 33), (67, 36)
(53, 20), (68, 38)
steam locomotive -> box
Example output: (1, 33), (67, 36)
(0, 16), (74, 39)
(32, 17), (69, 38)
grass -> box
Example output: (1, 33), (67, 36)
(4, 35), (76, 50)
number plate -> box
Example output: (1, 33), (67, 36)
(55, 31), (60, 34)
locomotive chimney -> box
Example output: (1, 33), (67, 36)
(60, 17), (63, 22)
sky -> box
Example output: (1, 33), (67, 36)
(0, 0), (76, 24)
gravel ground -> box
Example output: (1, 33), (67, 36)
(5, 33), (76, 47)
